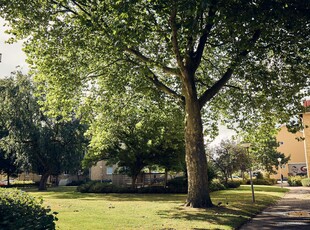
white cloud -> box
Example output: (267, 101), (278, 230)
(0, 18), (29, 77)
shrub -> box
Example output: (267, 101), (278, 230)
(288, 176), (305, 186)
(0, 188), (57, 230)
(76, 181), (98, 193)
(301, 178), (310, 187)
(209, 179), (226, 191)
(246, 178), (275, 185)
(166, 176), (187, 188)
(226, 181), (241, 188)
(66, 180), (86, 186)
(77, 179), (228, 194)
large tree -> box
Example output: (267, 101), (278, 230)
(1, 0), (309, 207)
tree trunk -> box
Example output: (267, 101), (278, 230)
(38, 172), (50, 190)
(184, 98), (213, 208)
(131, 174), (138, 189)
(7, 173), (10, 187)
(164, 168), (168, 188)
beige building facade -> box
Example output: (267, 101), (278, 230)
(275, 101), (310, 179)
(89, 160), (117, 181)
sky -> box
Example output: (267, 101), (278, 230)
(0, 18), (29, 77)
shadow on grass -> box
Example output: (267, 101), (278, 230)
(25, 185), (286, 206)
(25, 186), (187, 202)
(156, 190), (285, 229)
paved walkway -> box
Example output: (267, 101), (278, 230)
(239, 185), (310, 230)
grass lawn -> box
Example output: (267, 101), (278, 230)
(25, 185), (288, 230)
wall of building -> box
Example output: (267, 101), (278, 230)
(274, 125), (306, 179)
(302, 113), (310, 177)
(90, 160), (117, 181)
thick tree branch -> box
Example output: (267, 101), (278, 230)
(51, 0), (79, 16)
(124, 47), (180, 76)
(71, 0), (91, 17)
(199, 68), (234, 108)
(170, 6), (185, 72)
(124, 56), (184, 103)
(199, 30), (261, 109)
(146, 68), (185, 104)
(192, 5), (217, 71)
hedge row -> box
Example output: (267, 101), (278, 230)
(244, 178), (277, 186)
(76, 179), (241, 194)
(0, 188), (57, 230)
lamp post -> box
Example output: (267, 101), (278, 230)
(99, 165), (103, 183)
(241, 143), (255, 203)
(277, 158), (283, 188)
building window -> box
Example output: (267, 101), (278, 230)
(106, 167), (113, 175)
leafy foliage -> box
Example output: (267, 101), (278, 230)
(301, 178), (310, 187)
(288, 175), (305, 186)
(1, 0), (309, 207)
(0, 188), (57, 229)
(0, 73), (87, 190)
(76, 179), (227, 194)
(80, 76), (185, 187)
(210, 140), (249, 183)
(241, 126), (290, 174)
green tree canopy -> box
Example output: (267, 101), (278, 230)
(210, 140), (249, 184)
(82, 79), (185, 188)
(0, 73), (87, 190)
(1, 0), (309, 207)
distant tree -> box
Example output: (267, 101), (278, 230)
(210, 140), (249, 184)
(0, 150), (21, 186)
(0, 73), (87, 190)
(83, 84), (185, 188)
(241, 123), (290, 175)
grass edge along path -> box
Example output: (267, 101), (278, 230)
(25, 185), (288, 230)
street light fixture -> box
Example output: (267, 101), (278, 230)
(277, 157), (283, 188)
(241, 143), (255, 203)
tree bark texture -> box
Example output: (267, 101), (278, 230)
(184, 96), (213, 208)
(38, 172), (50, 191)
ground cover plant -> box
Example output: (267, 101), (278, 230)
(25, 185), (287, 230)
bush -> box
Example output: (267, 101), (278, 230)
(66, 180), (86, 186)
(77, 179), (228, 194)
(77, 181), (137, 193)
(245, 178), (275, 185)
(0, 188), (57, 230)
(288, 176), (305, 186)
(301, 178), (310, 187)
(209, 179), (226, 191)
(226, 181), (241, 188)
(166, 176), (187, 188)
(76, 181), (99, 193)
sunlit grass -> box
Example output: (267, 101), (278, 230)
(25, 185), (288, 230)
